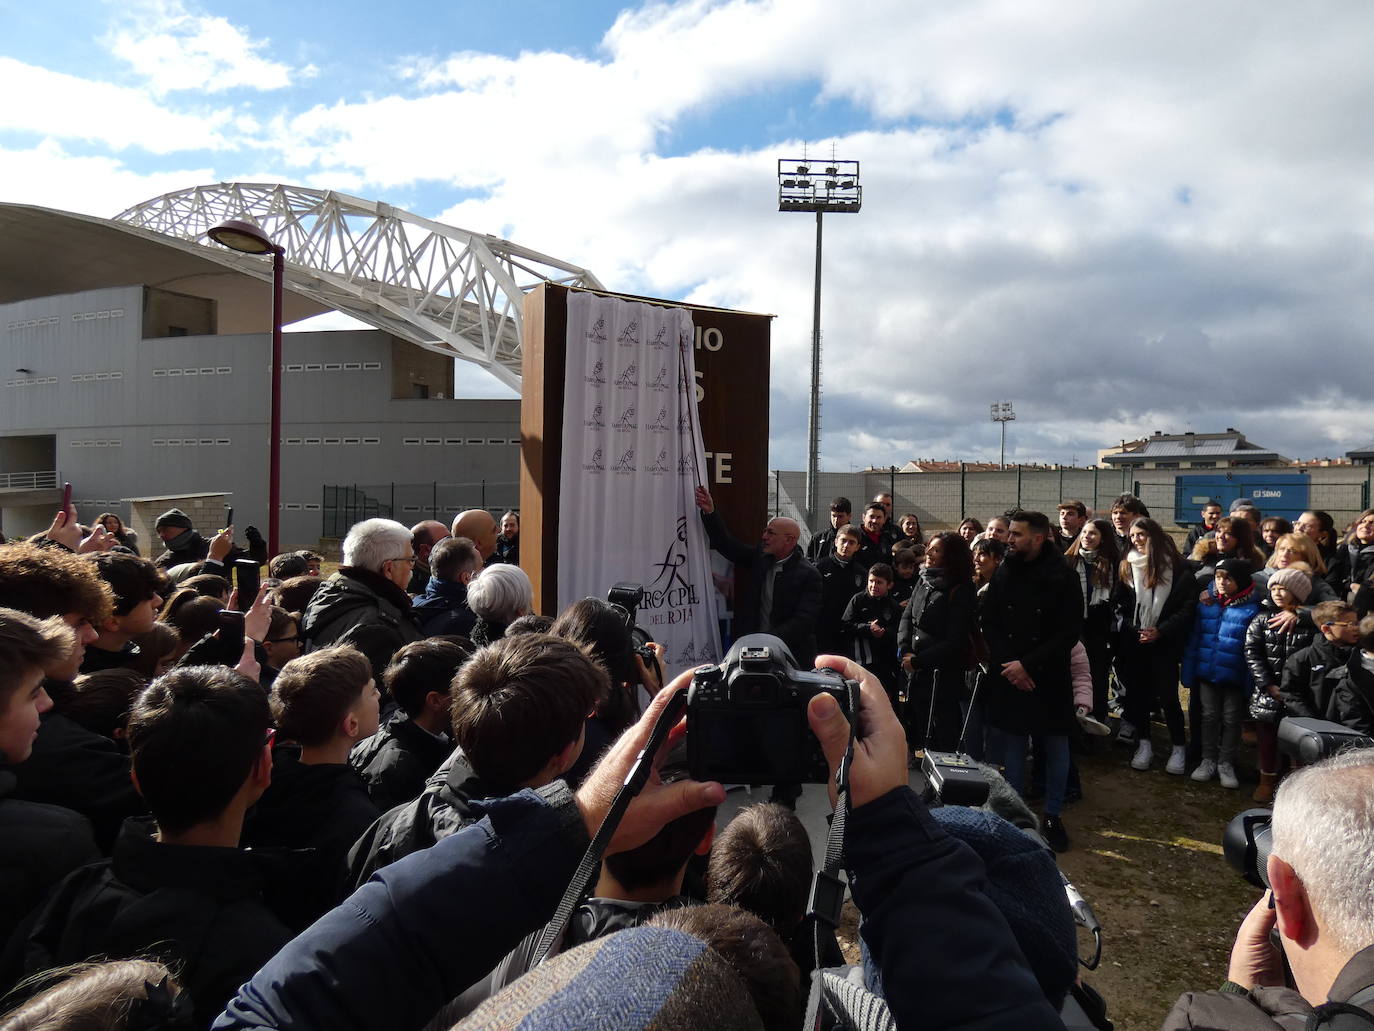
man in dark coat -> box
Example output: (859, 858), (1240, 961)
(151, 508), (266, 572)
(302, 518), (424, 685)
(806, 496), (852, 563)
(406, 520), (450, 595)
(980, 510), (1082, 850)
(18, 665), (294, 1030)
(411, 537), (482, 639)
(693, 486), (822, 668)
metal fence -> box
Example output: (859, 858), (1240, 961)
(322, 481), (519, 538)
(771, 466), (1374, 542)
(0, 469), (58, 490)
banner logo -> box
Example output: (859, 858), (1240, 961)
(614, 406), (637, 432)
(615, 363), (639, 389)
(614, 448), (636, 474)
(647, 449), (669, 475)
(648, 407), (670, 433)
(586, 317), (607, 342)
(617, 321), (640, 347)
(649, 325), (670, 350)
(584, 402), (604, 430)
(648, 366), (670, 391)
(583, 448), (605, 472)
(586, 359), (606, 386)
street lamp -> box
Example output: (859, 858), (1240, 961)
(778, 156), (862, 528)
(990, 401), (1016, 470)
(208, 219), (285, 557)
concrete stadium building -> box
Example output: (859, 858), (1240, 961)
(0, 183), (603, 548)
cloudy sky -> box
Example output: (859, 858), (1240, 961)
(4, 0), (1373, 469)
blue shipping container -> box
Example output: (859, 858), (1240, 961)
(1172, 473), (1310, 526)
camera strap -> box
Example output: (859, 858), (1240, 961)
(529, 690), (689, 970)
(804, 677), (861, 1031)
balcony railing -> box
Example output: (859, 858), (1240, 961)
(0, 470), (59, 490)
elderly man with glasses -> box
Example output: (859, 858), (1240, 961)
(301, 518), (425, 686)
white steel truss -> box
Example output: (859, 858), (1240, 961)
(113, 182), (605, 389)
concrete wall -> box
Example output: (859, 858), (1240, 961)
(1, 285), (520, 550)
(129, 494), (230, 557)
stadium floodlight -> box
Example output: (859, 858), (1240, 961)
(209, 219), (286, 556)
(778, 156), (862, 527)
(990, 401), (1017, 469)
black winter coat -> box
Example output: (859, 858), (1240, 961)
(21, 817), (294, 1030)
(7, 704), (146, 852)
(700, 512), (822, 665)
(816, 555), (866, 655)
(1244, 603), (1316, 692)
(0, 769), (99, 961)
(346, 749), (512, 890)
(302, 567), (425, 683)
(350, 713), (453, 812)
(1334, 539), (1374, 595)
(842, 591), (902, 671)
(806, 525), (843, 563)
(898, 572), (974, 692)
(241, 747), (380, 925)
(980, 544), (1083, 736)
(1115, 563), (1199, 661)
(1332, 653), (1374, 736)
(1280, 637), (1353, 721)
(411, 575), (478, 638)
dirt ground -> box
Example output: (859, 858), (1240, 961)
(837, 706), (1265, 1031)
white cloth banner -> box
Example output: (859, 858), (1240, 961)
(558, 292), (721, 674)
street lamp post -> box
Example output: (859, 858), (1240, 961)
(208, 219), (285, 557)
(778, 156), (862, 529)
(990, 401), (1016, 470)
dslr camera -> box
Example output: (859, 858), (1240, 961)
(686, 634), (857, 784)
(1223, 717), (1373, 886)
(606, 581), (656, 662)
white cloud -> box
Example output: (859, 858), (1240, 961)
(104, 0), (296, 95)
(0, 139), (216, 215)
(0, 56), (234, 152)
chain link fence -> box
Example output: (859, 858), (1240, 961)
(323, 481), (519, 538)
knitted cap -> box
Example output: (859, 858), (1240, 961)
(1268, 567), (1313, 603)
(930, 806), (1078, 1006)
(456, 926), (763, 1031)
(1215, 557), (1254, 591)
(154, 508), (194, 531)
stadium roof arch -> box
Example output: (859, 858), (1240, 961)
(0, 183), (606, 390)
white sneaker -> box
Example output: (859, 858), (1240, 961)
(1191, 759), (1217, 782)
(1130, 740), (1153, 771)
(1218, 762), (1240, 789)
(1166, 747), (1187, 775)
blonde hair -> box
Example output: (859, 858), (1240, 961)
(1267, 533), (1328, 576)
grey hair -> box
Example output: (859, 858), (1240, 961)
(342, 518), (413, 574)
(1271, 747), (1374, 953)
(466, 564), (533, 624)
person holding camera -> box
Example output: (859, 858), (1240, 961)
(1165, 748), (1374, 1028)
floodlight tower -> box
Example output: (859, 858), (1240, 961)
(991, 401), (1016, 469)
(778, 154), (862, 528)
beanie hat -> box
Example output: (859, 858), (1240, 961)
(1268, 567), (1313, 603)
(1215, 557), (1254, 591)
(929, 806), (1078, 1007)
(457, 927), (762, 1031)
(154, 508), (194, 532)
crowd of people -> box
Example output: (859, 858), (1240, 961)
(3, 488), (1374, 1030)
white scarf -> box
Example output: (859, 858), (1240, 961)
(1127, 549), (1171, 629)
(1076, 552), (1111, 613)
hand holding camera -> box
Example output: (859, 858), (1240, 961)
(809, 654), (910, 809)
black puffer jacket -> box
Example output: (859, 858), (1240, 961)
(1244, 602), (1316, 691)
(1332, 652), (1374, 736)
(980, 544), (1084, 736)
(302, 567), (424, 682)
(20, 817), (294, 1030)
(346, 749), (513, 890)
(349, 713), (453, 812)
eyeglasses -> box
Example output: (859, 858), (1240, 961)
(1325, 621), (1359, 629)
(267, 634), (299, 644)
(388, 555), (417, 566)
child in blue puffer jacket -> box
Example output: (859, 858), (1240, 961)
(1181, 558), (1260, 789)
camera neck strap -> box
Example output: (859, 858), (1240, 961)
(530, 690), (689, 970)
(804, 676), (860, 1031)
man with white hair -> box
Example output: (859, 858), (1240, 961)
(1165, 747), (1374, 1027)
(302, 518), (425, 683)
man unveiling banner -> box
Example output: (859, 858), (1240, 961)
(558, 292), (721, 673)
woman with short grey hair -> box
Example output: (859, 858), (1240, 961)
(466, 564), (534, 646)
